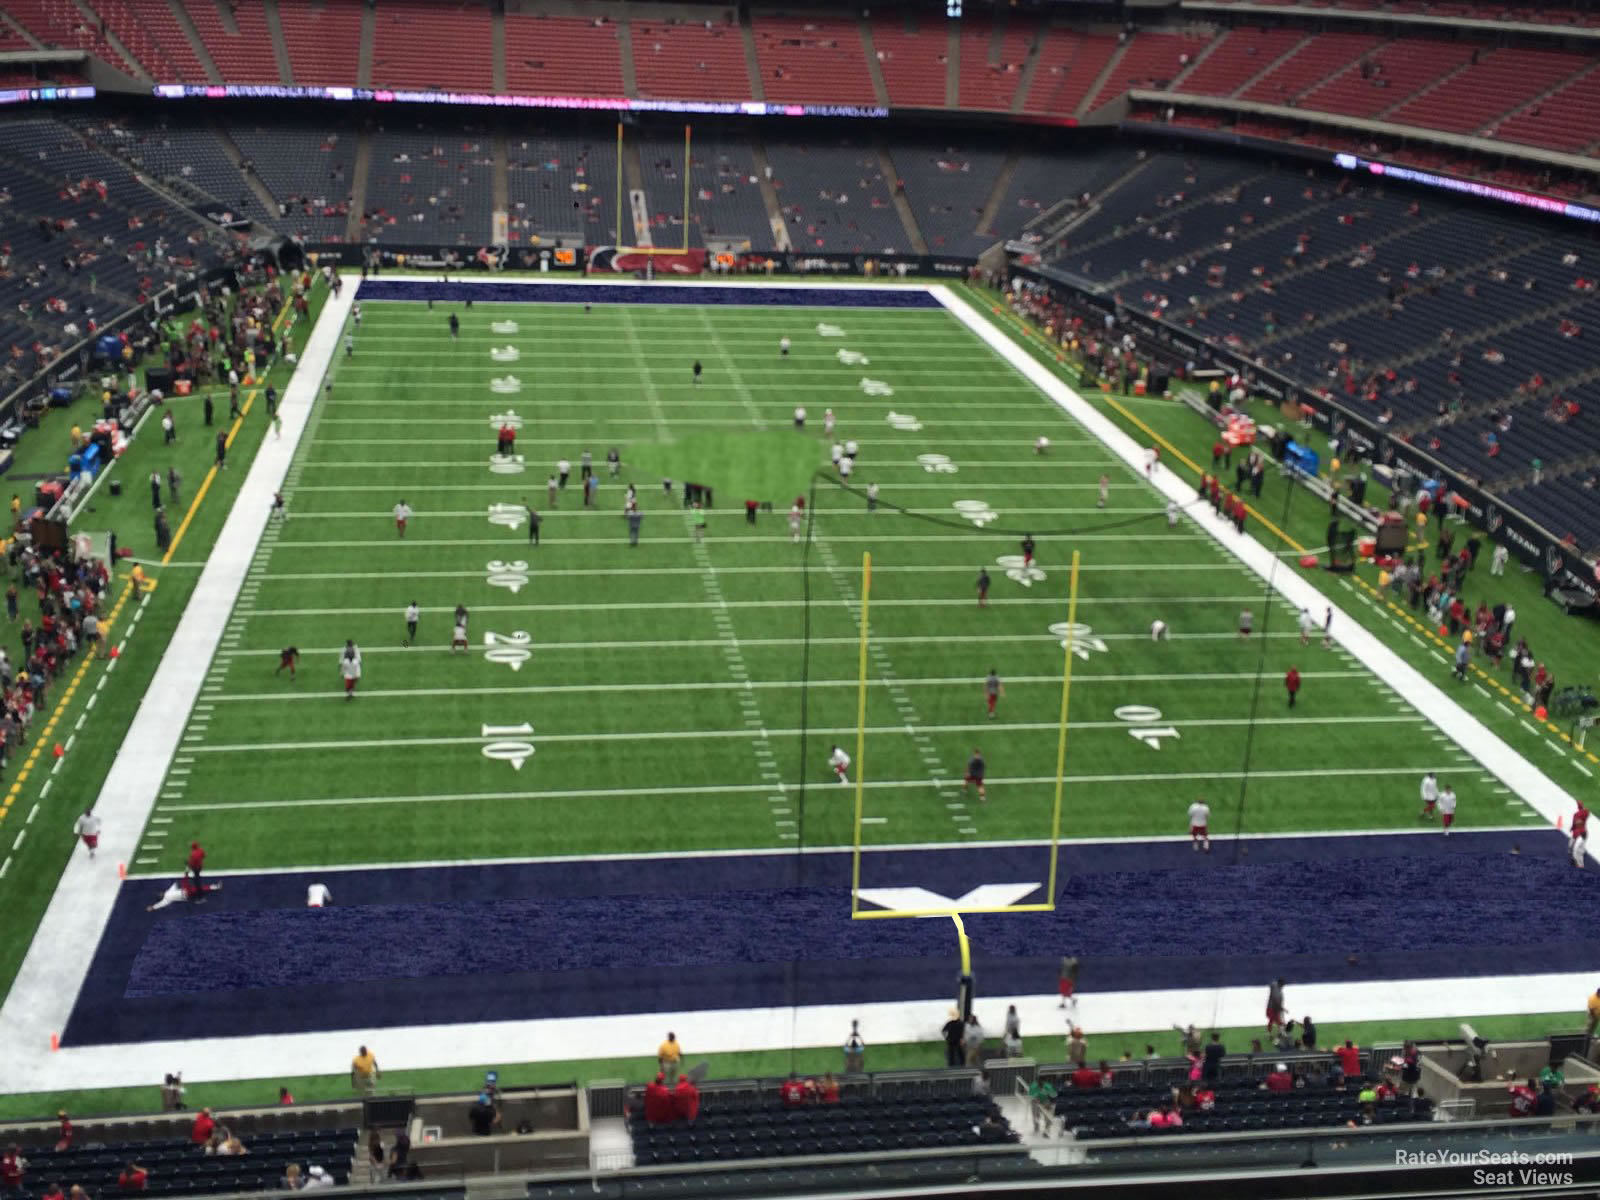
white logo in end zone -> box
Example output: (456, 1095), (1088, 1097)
(490, 345), (520, 362)
(836, 349), (869, 366)
(489, 454), (525, 475)
(491, 320), (519, 334)
(490, 377), (522, 395)
(816, 322), (845, 337)
(917, 453), (957, 474)
(861, 378), (895, 397)
(886, 411), (921, 431)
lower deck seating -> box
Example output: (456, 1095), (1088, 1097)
(629, 1092), (1016, 1165)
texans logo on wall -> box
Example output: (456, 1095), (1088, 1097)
(1485, 504), (1504, 533)
(588, 246), (708, 275)
(1547, 545), (1564, 577)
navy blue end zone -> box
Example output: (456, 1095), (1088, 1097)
(64, 830), (1595, 1046)
(352, 281), (945, 308)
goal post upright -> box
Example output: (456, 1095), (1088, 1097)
(1045, 549), (1082, 907)
(849, 551), (872, 918)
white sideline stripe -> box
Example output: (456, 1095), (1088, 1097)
(311, 430), (1095, 446)
(244, 562), (1244, 579)
(234, 596), (1275, 618)
(205, 670), (1371, 703)
(0, 274), (358, 1092)
(266, 533), (1199, 546)
(181, 713), (1417, 756)
(159, 764), (1460, 815)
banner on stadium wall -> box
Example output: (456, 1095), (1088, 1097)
(1018, 264), (1599, 605)
(587, 247), (709, 276)
(303, 244), (586, 272)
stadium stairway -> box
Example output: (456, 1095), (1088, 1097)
(740, 20), (765, 103)
(167, 0), (224, 85)
(215, 123), (285, 219)
(616, 14), (637, 98)
(345, 129), (373, 243)
(262, 0), (295, 86)
(857, 16), (891, 108)
(877, 143), (929, 255)
(1076, 38), (1130, 118)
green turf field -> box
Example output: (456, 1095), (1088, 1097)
(124, 293), (1545, 875)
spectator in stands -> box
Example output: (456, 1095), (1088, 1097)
(816, 1074), (841, 1104)
(779, 1074), (809, 1108)
(1335, 1040), (1362, 1079)
(468, 1092), (500, 1136)
(0, 1146), (24, 1192)
(54, 1112), (72, 1152)
(672, 1074), (700, 1122)
(280, 1164), (302, 1191)
(387, 1131), (410, 1180)
(189, 1108), (215, 1145)
(1262, 1063), (1294, 1093)
(1300, 1016), (1317, 1050)
(1399, 1042), (1422, 1094)
(1508, 1078), (1538, 1117)
(38, 1182), (62, 1200)
(1066, 1027), (1088, 1068)
(117, 1163), (148, 1193)
(1202, 1032), (1225, 1082)
(1071, 1060), (1112, 1089)
(643, 1074), (675, 1123)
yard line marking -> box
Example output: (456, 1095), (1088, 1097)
(1521, 720), (1541, 735)
(202, 670), (1373, 703)
(38, 780), (51, 799)
(0, 857), (9, 879)
(155, 766), (1468, 814)
(214, 634), (1320, 659)
(859, 817), (888, 825)
(234, 596), (1288, 618)
(27, 804), (38, 824)
(1576, 762), (1594, 778)
(265, 532), (1202, 547)
(245, 562), (1243, 581)
(12, 830), (24, 851)
(1496, 701), (1514, 716)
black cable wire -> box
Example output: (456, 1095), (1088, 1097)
(1226, 468), (1309, 864)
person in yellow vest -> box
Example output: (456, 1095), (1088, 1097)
(130, 564), (151, 594)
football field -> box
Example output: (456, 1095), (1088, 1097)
(129, 289), (1547, 873)
(12, 277), (1595, 1093)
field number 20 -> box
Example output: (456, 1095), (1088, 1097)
(1114, 705), (1180, 750)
